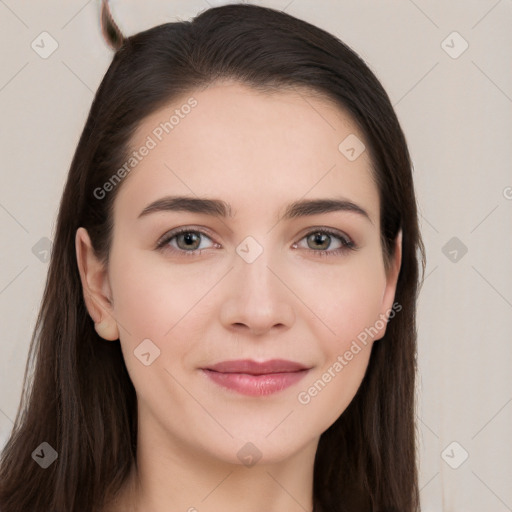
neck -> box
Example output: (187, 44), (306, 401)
(104, 414), (319, 512)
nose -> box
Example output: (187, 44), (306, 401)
(219, 245), (296, 337)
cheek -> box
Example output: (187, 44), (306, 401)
(107, 248), (223, 389)
(108, 247), (210, 340)
(292, 263), (385, 429)
(107, 250), (199, 405)
(293, 345), (372, 441)
(292, 253), (387, 345)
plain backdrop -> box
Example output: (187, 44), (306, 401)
(1, 1), (511, 510)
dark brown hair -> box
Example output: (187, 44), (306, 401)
(0, 2), (425, 511)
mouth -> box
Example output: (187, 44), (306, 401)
(200, 359), (312, 397)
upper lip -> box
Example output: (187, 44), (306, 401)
(203, 359), (310, 375)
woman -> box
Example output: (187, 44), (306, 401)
(0, 2), (425, 511)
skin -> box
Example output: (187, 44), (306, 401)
(76, 80), (401, 512)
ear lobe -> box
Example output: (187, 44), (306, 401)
(75, 227), (114, 325)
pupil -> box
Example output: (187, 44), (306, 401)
(183, 232), (198, 247)
(312, 233), (328, 249)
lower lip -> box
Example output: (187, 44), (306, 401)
(201, 369), (309, 396)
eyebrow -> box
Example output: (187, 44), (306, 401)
(137, 195), (373, 224)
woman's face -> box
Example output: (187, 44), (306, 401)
(79, 81), (401, 466)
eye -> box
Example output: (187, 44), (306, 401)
(155, 226), (357, 258)
(156, 227), (218, 256)
(292, 228), (357, 257)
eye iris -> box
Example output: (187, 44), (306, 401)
(177, 232), (201, 250)
(308, 232), (330, 250)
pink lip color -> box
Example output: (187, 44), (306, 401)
(201, 359), (311, 397)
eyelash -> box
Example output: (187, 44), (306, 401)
(155, 226), (357, 258)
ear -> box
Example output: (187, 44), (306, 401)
(376, 229), (402, 336)
(75, 227), (119, 341)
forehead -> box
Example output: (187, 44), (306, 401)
(113, 81), (379, 224)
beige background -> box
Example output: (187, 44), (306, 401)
(1, 1), (511, 510)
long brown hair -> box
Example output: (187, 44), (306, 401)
(0, 3), (425, 511)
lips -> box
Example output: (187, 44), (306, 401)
(200, 359), (311, 397)
(204, 359), (310, 375)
